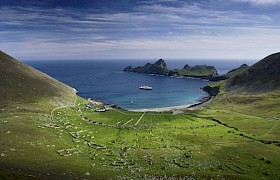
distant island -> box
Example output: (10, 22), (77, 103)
(124, 59), (219, 80)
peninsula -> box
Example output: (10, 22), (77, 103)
(124, 59), (218, 80)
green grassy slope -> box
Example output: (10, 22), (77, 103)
(209, 64), (249, 81)
(0, 51), (78, 179)
(0, 51), (75, 107)
(191, 53), (280, 179)
(227, 52), (280, 92)
(204, 80), (280, 138)
(198, 80), (280, 179)
(205, 53), (280, 142)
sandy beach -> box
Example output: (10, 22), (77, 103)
(130, 95), (214, 112)
(130, 104), (191, 112)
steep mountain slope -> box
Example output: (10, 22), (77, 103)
(227, 52), (280, 92)
(0, 51), (79, 179)
(0, 51), (75, 107)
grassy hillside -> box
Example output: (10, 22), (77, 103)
(0, 51), (78, 179)
(227, 52), (280, 92)
(0, 51), (75, 108)
(224, 64), (249, 78)
(204, 53), (280, 143)
(45, 97), (280, 179)
(209, 64), (249, 81)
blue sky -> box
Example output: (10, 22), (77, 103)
(1, 0), (280, 60)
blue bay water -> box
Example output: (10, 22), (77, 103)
(25, 59), (256, 110)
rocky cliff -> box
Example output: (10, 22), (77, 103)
(124, 59), (168, 75)
(124, 59), (218, 80)
(170, 64), (218, 79)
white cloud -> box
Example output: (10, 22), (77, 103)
(232, 0), (280, 6)
(1, 1), (280, 60)
(2, 27), (280, 60)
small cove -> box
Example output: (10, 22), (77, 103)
(25, 59), (256, 110)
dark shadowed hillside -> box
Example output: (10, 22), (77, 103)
(0, 51), (75, 107)
(227, 52), (280, 93)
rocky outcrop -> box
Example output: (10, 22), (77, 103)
(124, 59), (219, 80)
(184, 64), (218, 75)
(124, 59), (168, 75)
(123, 65), (134, 72)
(202, 86), (220, 96)
(182, 64), (218, 77)
(169, 65), (218, 80)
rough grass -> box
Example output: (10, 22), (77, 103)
(0, 51), (74, 107)
(2, 93), (279, 179)
(202, 82), (280, 141)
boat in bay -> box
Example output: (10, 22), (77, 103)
(139, 85), (153, 90)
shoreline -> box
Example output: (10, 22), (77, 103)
(129, 94), (214, 112)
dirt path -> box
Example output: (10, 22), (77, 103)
(135, 112), (145, 125)
(50, 88), (77, 122)
(262, 121), (279, 138)
(124, 118), (134, 125)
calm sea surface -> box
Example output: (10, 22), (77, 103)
(24, 59), (256, 110)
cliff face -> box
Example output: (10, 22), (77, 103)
(202, 86), (220, 96)
(227, 52), (280, 93)
(124, 59), (218, 79)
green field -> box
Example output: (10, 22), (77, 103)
(1, 87), (279, 179)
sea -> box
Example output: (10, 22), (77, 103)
(24, 59), (256, 110)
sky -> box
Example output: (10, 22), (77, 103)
(1, 0), (280, 60)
